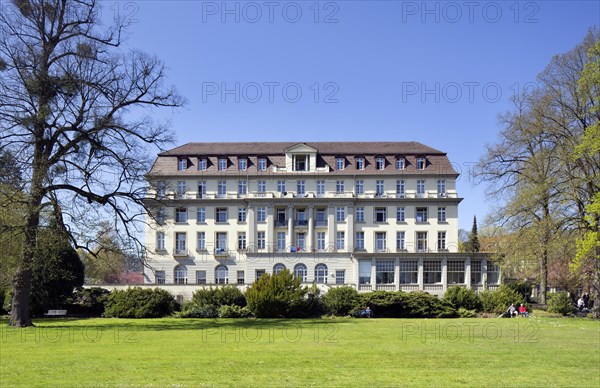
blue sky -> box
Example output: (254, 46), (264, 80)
(107, 0), (599, 230)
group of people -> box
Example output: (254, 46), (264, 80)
(577, 294), (590, 312)
(506, 303), (529, 318)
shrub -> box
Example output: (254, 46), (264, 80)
(357, 291), (407, 317)
(352, 291), (457, 318)
(191, 286), (246, 309)
(176, 303), (218, 318)
(322, 286), (359, 316)
(68, 287), (110, 317)
(444, 286), (482, 311)
(457, 308), (478, 318)
(218, 305), (253, 318)
(245, 269), (313, 318)
(481, 285), (525, 314)
(104, 287), (177, 318)
(404, 291), (457, 318)
(547, 291), (576, 316)
(506, 281), (533, 303)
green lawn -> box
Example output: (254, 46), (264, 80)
(1, 317), (598, 387)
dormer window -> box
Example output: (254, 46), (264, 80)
(356, 157), (365, 170)
(258, 157), (267, 171)
(416, 157), (426, 170)
(198, 158), (207, 171)
(294, 155), (308, 171)
(336, 157), (345, 170)
(218, 157), (227, 171)
(177, 158), (187, 171)
(396, 157), (405, 170)
(238, 157), (247, 171)
(376, 157), (385, 170)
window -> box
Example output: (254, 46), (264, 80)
(423, 260), (441, 284)
(355, 180), (364, 195)
(396, 207), (405, 222)
(416, 207), (428, 223)
(258, 158), (267, 171)
(375, 232), (387, 252)
(277, 232), (286, 252)
(177, 181), (186, 198)
(438, 232), (447, 251)
(156, 208), (166, 224)
(196, 271), (206, 284)
(238, 207), (247, 222)
(255, 269), (266, 281)
(198, 158), (207, 171)
(438, 207), (446, 222)
(396, 180), (405, 197)
(156, 181), (166, 197)
(355, 232), (365, 250)
(178, 158), (187, 171)
(175, 208), (187, 223)
(417, 232), (428, 252)
(488, 263), (500, 284)
(257, 207), (266, 222)
(295, 209), (306, 225)
(416, 157), (426, 170)
(237, 270), (245, 285)
(316, 209), (326, 226)
(277, 180), (286, 193)
(238, 232), (247, 250)
(335, 270), (345, 284)
(297, 180), (305, 195)
(218, 158), (227, 171)
(316, 180), (325, 196)
(155, 271), (166, 284)
(197, 232), (206, 250)
(336, 180), (344, 194)
(197, 181), (206, 198)
(218, 180), (226, 198)
(359, 260), (371, 284)
(437, 180), (446, 196)
(257, 180), (266, 194)
(376, 180), (384, 196)
(215, 265), (228, 284)
(175, 233), (186, 255)
(417, 180), (425, 196)
(216, 208), (227, 223)
(257, 231), (266, 250)
(238, 180), (247, 195)
(294, 264), (307, 282)
(448, 260), (465, 284)
(273, 263), (286, 275)
(396, 157), (405, 170)
(336, 232), (345, 250)
(396, 231), (406, 251)
(315, 264), (328, 283)
(336, 157), (345, 170)
(356, 157), (365, 170)
(216, 232), (227, 251)
(294, 155), (308, 171)
(174, 265), (187, 284)
(197, 207), (206, 223)
(317, 232), (326, 251)
(296, 233), (306, 250)
(156, 232), (165, 251)
(336, 207), (345, 222)
(400, 261), (418, 284)
(376, 260), (394, 284)
(375, 207), (387, 223)
(356, 207), (365, 222)
(276, 208), (286, 226)
(471, 261), (482, 284)
(376, 157), (385, 170)
(238, 157), (247, 171)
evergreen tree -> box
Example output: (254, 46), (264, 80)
(465, 216), (481, 253)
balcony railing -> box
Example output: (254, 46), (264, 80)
(314, 219), (327, 227)
(173, 248), (189, 257)
(275, 220), (287, 227)
(214, 248), (230, 258)
(295, 220), (308, 227)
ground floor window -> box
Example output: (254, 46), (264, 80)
(215, 265), (228, 284)
(237, 270), (245, 284)
(315, 264), (328, 283)
(447, 260), (465, 284)
(399, 260), (418, 284)
(335, 270), (345, 284)
(487, 262), (500, 284)
(471, 260), (482, 284)
(423, 260), (441, 284)
(174, 265), (187, 284)
(274, 263), (286, 275)
(376, 260), (394, 284)
(294, 264), (307, 282)
(155, 270), (165, 284)
(256, 269), (266, 282)
(359, 260), (371, 284)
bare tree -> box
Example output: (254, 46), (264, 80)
(0, 0), (184, 327)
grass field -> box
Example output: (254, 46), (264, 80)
(1, 316), (598, 387)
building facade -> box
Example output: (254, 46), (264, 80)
(144, 142), (499, 299)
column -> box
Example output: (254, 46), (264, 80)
(418, 257), (424, 290)
(327, 204), (335, 251)
(307, 205), (314, 251)
(266, 206), (274, 252)
(395, 257), (400, 291)
(247, 205), (256, 249)
(441, 256), (447, 292)
(371, 257), (377, 291)
(465, 256), (472, 289)
(287, 205), (294, 249)
(482, 258), (488, 290)
(346, 205), (354, 252)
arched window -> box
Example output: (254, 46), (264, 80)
(273, 263), (286, 275)
(315, 264), (328, 284)
(215, 265), (228, 284)
(174, 265), (188, 284)
(293, 264), (307, 283)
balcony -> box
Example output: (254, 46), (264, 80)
(314, 219), (327, 227)
(275, 220), (287, 227)
(295, 220), (308, 227)
(214, 248), (230, 258)
(173, 248), (189, 257)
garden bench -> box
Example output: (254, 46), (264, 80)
(44, 310), (67, 317)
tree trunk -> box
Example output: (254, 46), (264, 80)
(539, 248), (548, 304)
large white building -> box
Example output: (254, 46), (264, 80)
(143, 142), (498, 299)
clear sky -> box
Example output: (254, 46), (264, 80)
(105, 0), (599, 231)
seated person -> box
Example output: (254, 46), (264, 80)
(365, 306), (372, 318)
(518, 304), (528, 317)
(507, 304), (518, 317)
